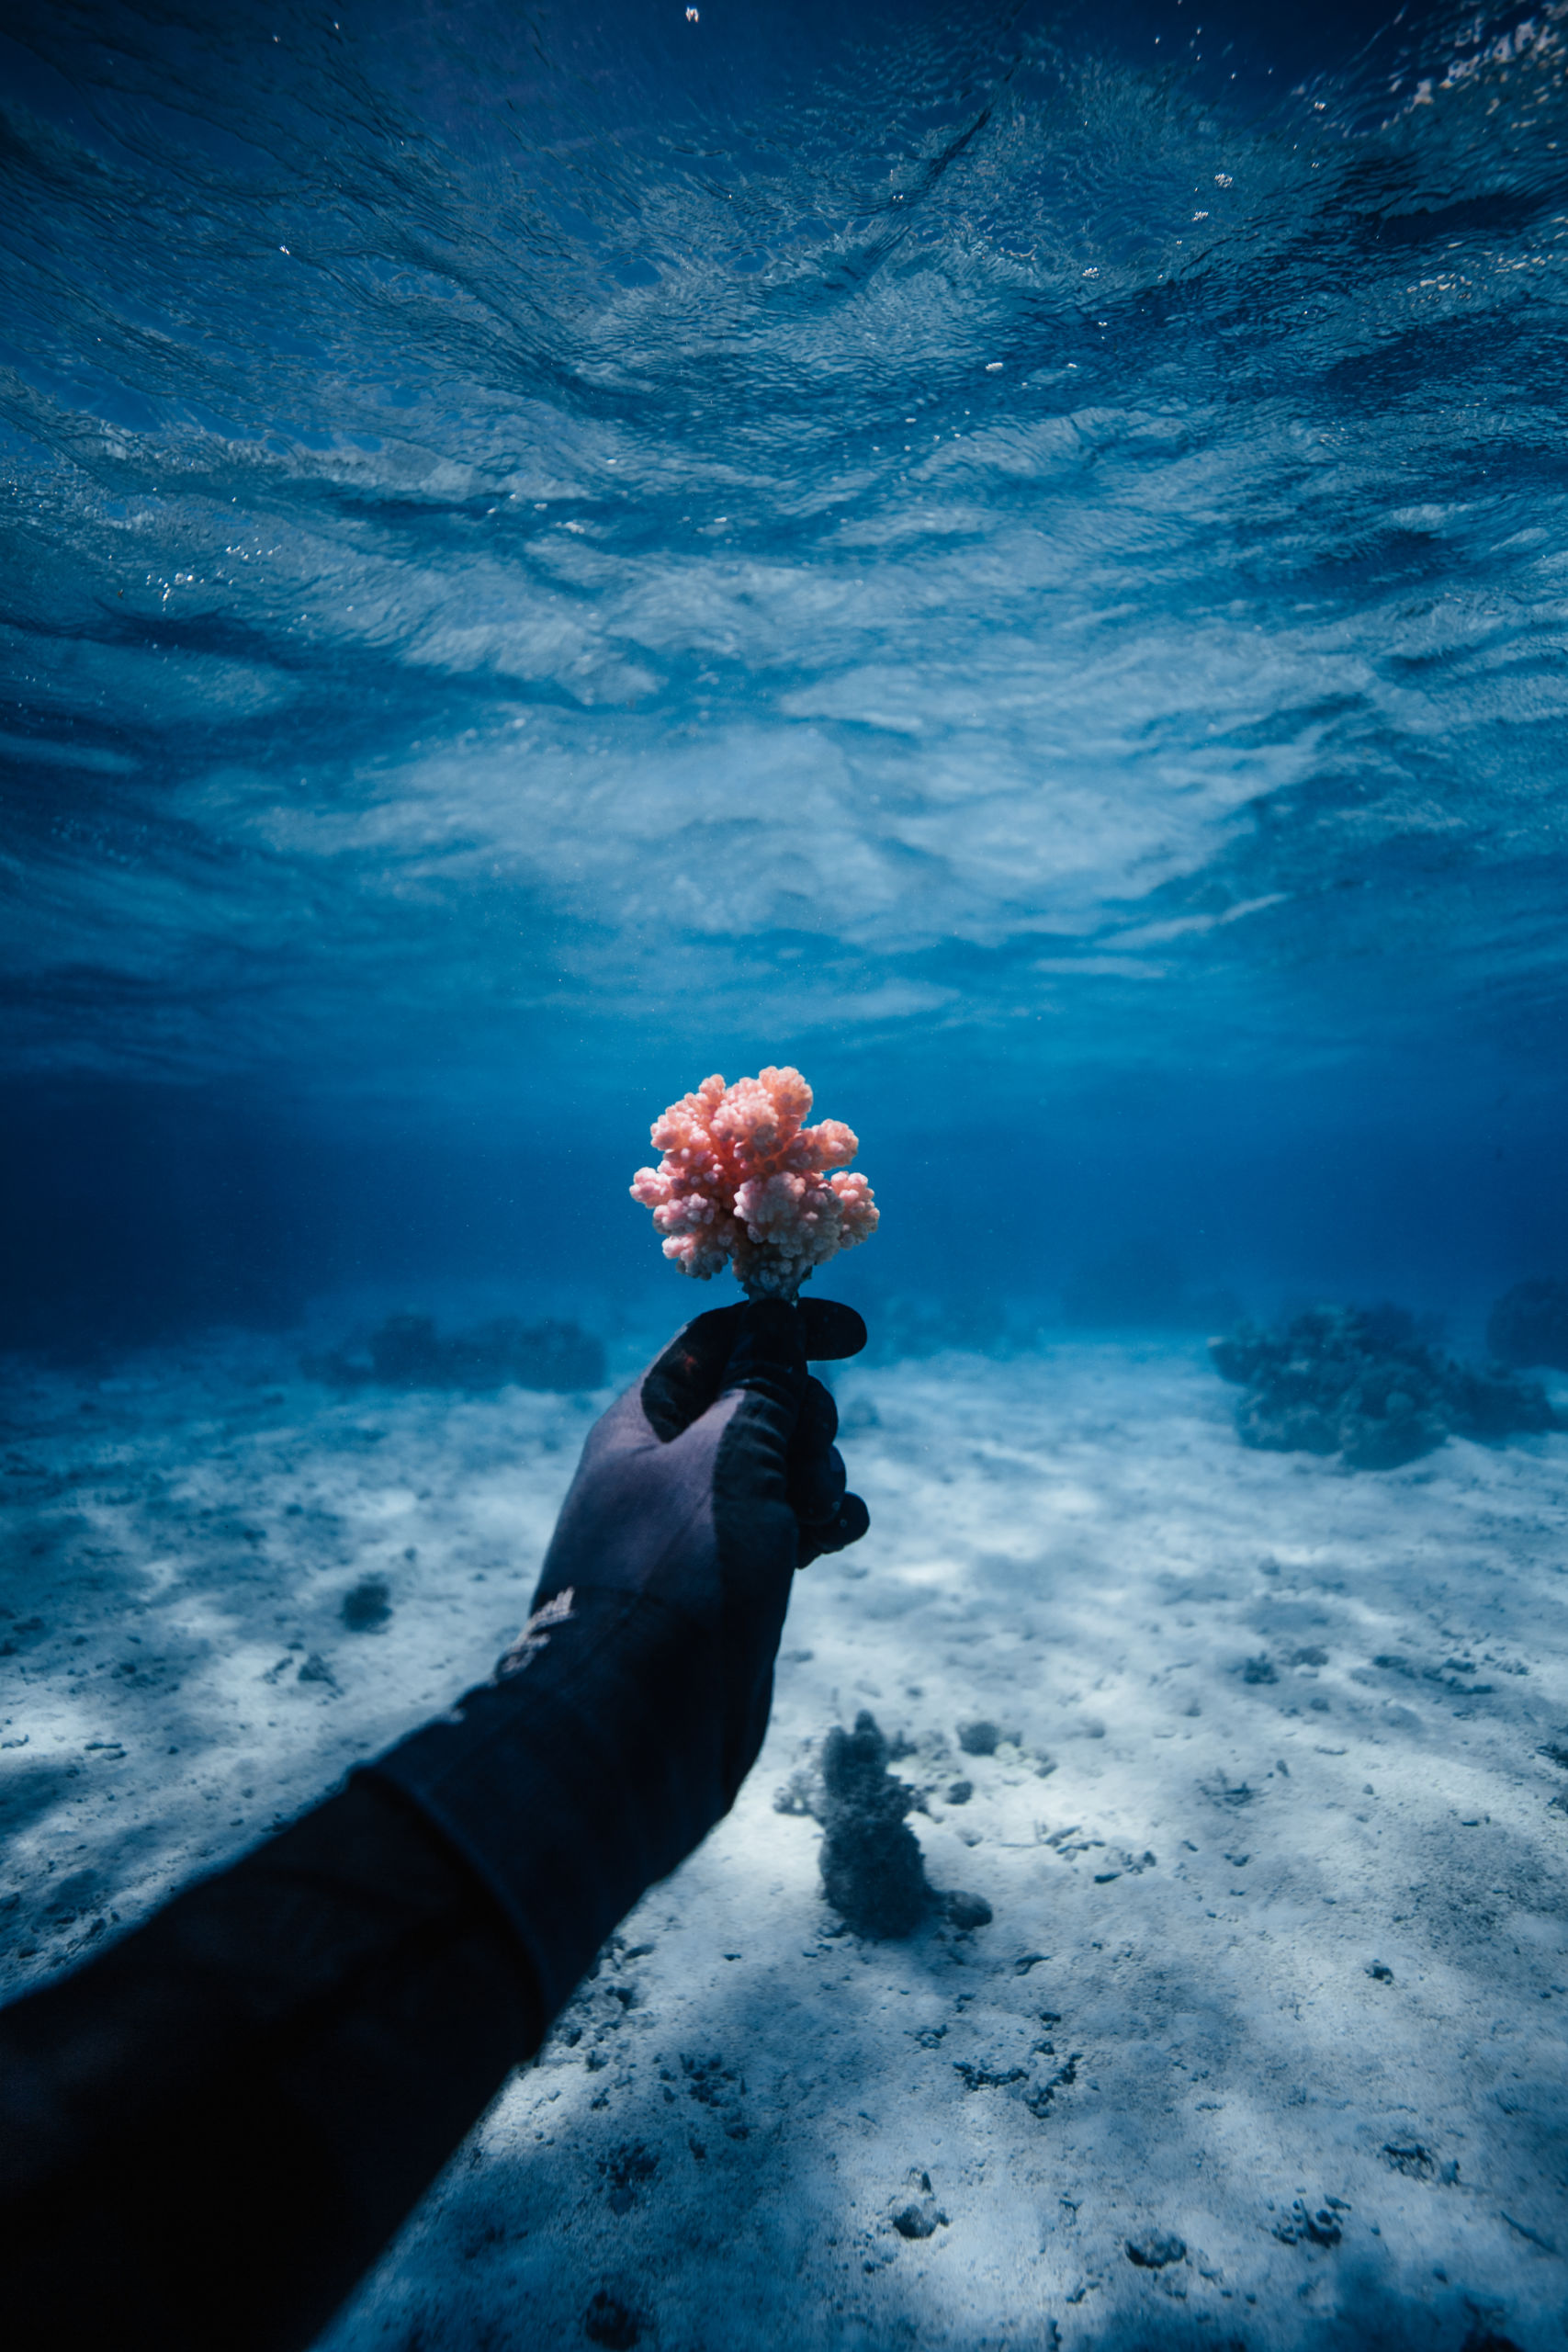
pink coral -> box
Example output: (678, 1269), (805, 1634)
(631, 1066), (879, 1301)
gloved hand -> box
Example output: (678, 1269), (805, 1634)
(371, 1296), (868, 2023)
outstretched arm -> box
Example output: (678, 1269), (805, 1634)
(0, 1298), (868, 2352)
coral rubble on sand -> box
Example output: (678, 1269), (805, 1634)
(1487, 1276), (1568, 1371)
(1211, 1304), (1557, 1470)
(305, 1313), (604, 1394)
(818, 1711), (932, 1938)
(774, 1711), (992, 1939)
(630, 1068), (877, 1302)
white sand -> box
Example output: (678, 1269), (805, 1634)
(3, 1337), (1567, 2350)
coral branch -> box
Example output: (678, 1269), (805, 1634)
(631, 1066), (879, 1301)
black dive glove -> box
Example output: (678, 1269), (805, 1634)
(370, 1295), (868, 2022)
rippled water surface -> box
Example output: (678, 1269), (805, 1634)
(3, 1), (1567, 1329)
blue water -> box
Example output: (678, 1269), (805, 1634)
(3, 0), (1567, 1349)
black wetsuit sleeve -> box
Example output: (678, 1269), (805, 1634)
(0, 1774), (545, 2352)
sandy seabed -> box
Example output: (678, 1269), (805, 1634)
(2, 1335), (1566, 2352)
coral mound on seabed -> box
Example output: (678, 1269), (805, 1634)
(304, 1313), (605, 1395)
(1210, 1303), (1558, 1470)
(1486, 1275), (1568, 1372)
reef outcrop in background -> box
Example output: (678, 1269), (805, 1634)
(1487, 1278), (1568, 1372)
(306, 1313), (604, 1394)
(1211, 1305), (1557, 1471)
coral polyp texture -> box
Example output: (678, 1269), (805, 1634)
(631, 1066), (878, 1302)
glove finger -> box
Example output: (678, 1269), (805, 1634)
(790, 1373), (839, 1453)
(717, 1296), (809, 1455)
(792, 1438), (848, 1532)
(711, 1303), (815, 1787)
(705, 1298), (812, 1566)
(797, 1489), (871, 1568)
(797, 1298), (868, 1363)
(786, 1374), (844, 1522)
(638, 1303), (749, 1442)
(722, 1295), (809, 1386)
(641, 1300), (860, 1446)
